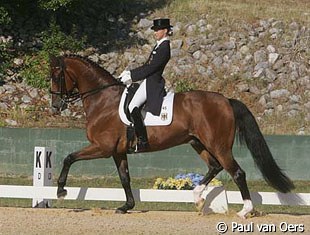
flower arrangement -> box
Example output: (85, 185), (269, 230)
(153, 177), (193, 190)
(153, 173), (223, 190)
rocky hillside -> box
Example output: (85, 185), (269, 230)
(0, 15), (309, 134)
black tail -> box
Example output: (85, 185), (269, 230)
(229, 98), (294, 193)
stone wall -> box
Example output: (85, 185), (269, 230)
(0, 15), (309, 132)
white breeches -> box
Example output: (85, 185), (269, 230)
(128, 79), (147, 113)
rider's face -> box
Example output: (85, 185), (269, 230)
(154, 28), (167, 41)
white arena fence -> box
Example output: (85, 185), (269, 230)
(0, 147), (309, 213)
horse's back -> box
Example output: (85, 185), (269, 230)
(174, 90), (232, 115)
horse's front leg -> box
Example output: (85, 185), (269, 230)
(57, 152), (75, 198)
(113, 154), (135, 213)
(57, 144), (104, 198)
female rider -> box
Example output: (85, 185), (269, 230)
(119, 18), (173, 153)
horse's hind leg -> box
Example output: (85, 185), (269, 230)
(57, 144), (104, 198)
(113, 154), (135, 214)
(220, 156), (253, 219)
(191, 141), (223, 209)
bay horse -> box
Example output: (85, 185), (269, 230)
(49, 54), (294, 218)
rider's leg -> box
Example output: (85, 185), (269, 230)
(128, 80), (149, 152)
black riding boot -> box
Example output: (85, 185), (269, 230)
(130, 107), (149, 152)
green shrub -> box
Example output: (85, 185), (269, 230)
(0, 6), (11, 25)
(21, 19), (86, 89)
(20, 51), (50, 89)
(175, 79), (197, 93)
(0, 40), (13, 74)
(41, 19), (86, 54)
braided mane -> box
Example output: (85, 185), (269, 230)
(64, 54), (114, 78)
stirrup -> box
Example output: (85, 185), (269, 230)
(134, 141), (150, 153)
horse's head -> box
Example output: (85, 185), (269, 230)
(48, 55), (77, 113)
(48, 54), (124, 114)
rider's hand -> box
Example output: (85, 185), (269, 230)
(118, 70), (130, 79)
(120, 71), (132, 86)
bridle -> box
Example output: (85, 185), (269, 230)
(50, 64), (124, 108)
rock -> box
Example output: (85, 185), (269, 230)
(275, 104), (283, 113)
(268, 53), (279, 65)
(0, 102), (8, 110)
(254, 50), (267, 63)
(273, 59), (284, 71)
(235, 83), (249, 92)
(88, 54), (99, 63)
(137, 18), (152, 28)
(287, 110), (298, 117)
(196, 65), (207, 74)
(3, 84), (16, 94)
(13, 58), (24, 67)
(171, 39), (183, 49)
(212, 56), (223, 68)
(253, 68), (265, 78)
(270, 89), (290, 99)
(254, 61), (268, 71)
(21, 95), (31, 103)
(29, 88), (39, 98)
(193, 50), (203, 60)
(106, 63), (117, 74)
(223, 41), (236, 50)
(249, 86), (261, 95)
(185, 24), (197, 35)
(289, 95), (301, 103)
(5, 119), (17, 126)
(171, 49), (183, 57)
(258, 95), (267, 107)
(304, 102), (310, 111)
(289, 21), (299, 31)
(135, 55), (146, 64)
(265, 68), (277, 81)
(61, 109), (71, 117)
(239, 45), (249, 55)
(124, 52), (135, 62)
(267, 45), (276, 53)
(197, 19), (207, 27)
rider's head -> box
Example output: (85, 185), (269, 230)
(151, 18), (173, 40)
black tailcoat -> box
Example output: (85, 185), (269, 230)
(130, 40), (171, 116)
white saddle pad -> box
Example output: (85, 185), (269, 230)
(118, 88), (175, 126)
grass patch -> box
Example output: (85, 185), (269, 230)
(258, 113), (308, 135)
(159, 0), (309, 24)
(1, 175), (309, 214)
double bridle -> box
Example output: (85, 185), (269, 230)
(50, 65), (124, 106)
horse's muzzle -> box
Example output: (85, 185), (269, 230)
(51, 98), (68, 114)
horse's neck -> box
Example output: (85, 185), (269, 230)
(77, 70), (123, 120)
(83, 86), (123, 124)
(66, 57), (122, 120)
(73, 65), (114, 93)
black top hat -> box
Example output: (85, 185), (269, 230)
(151, 18), (172, 30)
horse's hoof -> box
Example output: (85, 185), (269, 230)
(115, 208), (127, 214)
(57, 188), (67, 199)
(195, 198), (206, 212)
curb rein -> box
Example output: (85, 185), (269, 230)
(49, 65), (125, 106)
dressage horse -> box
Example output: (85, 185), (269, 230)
(49, 54), (294, 218)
